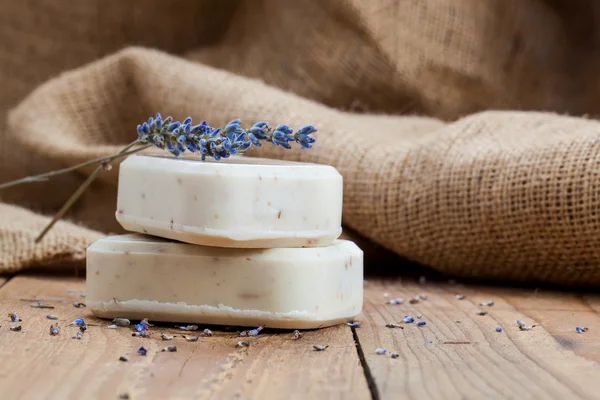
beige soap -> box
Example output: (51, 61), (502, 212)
(86, 234), (363, 329)
(116, 155), (343, 248)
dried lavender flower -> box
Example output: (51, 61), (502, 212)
(132, 330), (150, 337)
(480, 300), (494, 307)
(495, 326), (503, 332)
(417, 314), (423, 319)
(293, 330), (302, 340)
(134, 319), (149, 332)
(390, 352), (400, 359)
(119, 355), (129, 362)
(385, 323), (404, 329)
(160, 333), (174, 341)
(576, 326), (588, 333)
(73, 302), (86, 308)
(10, 325), (22, 332)
(137, 114), (317, 160)
(417, 293), (428, 300)
(375, 348), (387, 355)
(72, 318), (86, 328)
(46, 314), (59, 320)
(517, 320), (536, 331)
(456, 294), (466, 300)
(313, 344), (328, 351)
(237, 341), (250, 348)
(183, 335), (199, 342)
(138, 346), (148, 356)
(49, 324), (60, 336)
(347, 321), (361, 328)
(177, 325), (199, 331)
(387, 298), (404, 305)
(409, 298), (420, 304)
(476, 310), (488, 316)
(417, 321), (426, 327)
(72, 330), (84, 340)
(403, 316), (414, 323)
(161, 345), (177, 352)
(203, 328), (213, 337)
(107, 324), (118, 329)
(8, 312), (21, 322)
(112, 318), (131, 327)
(248, 326), (263, 336)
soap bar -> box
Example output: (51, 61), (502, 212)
(86, 234), (363, 329)
(116, 155), (343, 248)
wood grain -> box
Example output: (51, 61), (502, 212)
(0, 275), (371, 400)
(355, 279), (600, 400)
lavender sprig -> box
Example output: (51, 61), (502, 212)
(137, 114), (317, 160)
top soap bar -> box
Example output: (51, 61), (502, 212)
(116, 155), (343, 248)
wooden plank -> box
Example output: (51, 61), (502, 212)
(356, 279), (600, 400)
(0, 275), (371, 400)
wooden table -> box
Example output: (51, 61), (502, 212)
(0, 273), (598, 399)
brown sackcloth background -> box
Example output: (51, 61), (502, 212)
(2, 0), (600, 286)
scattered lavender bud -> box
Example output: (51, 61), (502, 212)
(49, 324), (60, 336)
(119, 393), (130, 399)
(72, 330), (84, 340)
(385, 323), (404, 329)
(293, 330), (302, 339)
(239, 330), (248, 337)
(496, 326), (503, 332)
(183, 335), (199, 342)
(72, 318), (86, 328)
(313, 344), (328, 351)
(409, 298), (420, 304)
(73, 302), (86, 308)
(516, 320), (536, 331)
(456, 294), (465, 300)
(119, 355), (129, 362)
(476, 310), (488, 316)
(132, 330), (150, 337)
(480, 300), (494, 307)
(161, 345), (177, 352)
(46, 314), (59, 320)
(383, 293), (389, 297)
(248, 326), (263, 336)
(375, 348), (387, 355)
(107, 324), (118, 329)
(417, 314), (423, 319)
(138, 346), (148, 356)
(576, 326), (588, 333)
(417, 321), (426, 327)
(8, 312), (21, 322)
(387, 298), (404, 305)
(134, 319), (149, 332)
(160, 333), (174, 341)
(79, 292), (86, 298)
(417, 293), (428, 300)
(203, 329), (213, 337)
(403, 316), (415, 323)
(419, 276), (427, 284)
(390, 352), (400, 359)
(112, 318), (131, 327)
(237, 341), (250, 348)
(347, 321), (361, 328)
(177, 325), (199, 331)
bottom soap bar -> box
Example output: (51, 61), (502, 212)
(86, 234), (363, 329)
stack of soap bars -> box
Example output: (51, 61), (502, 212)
(86, 154), (363, 329)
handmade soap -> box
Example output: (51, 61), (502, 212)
(86, 234), (363, 329)
(116, 154), (343, 248)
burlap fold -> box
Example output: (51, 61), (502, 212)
(2, 1), (600, 286)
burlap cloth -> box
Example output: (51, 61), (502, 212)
(2, 0), (600, 286)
